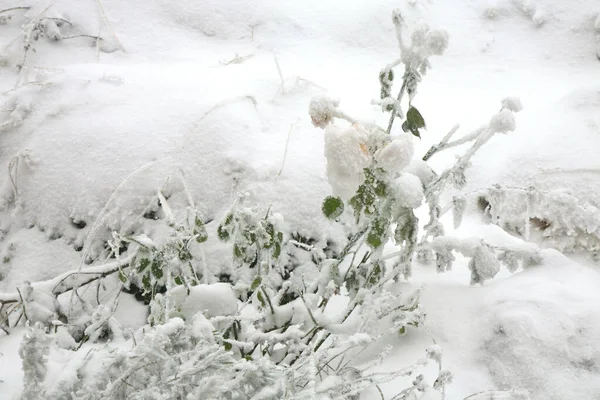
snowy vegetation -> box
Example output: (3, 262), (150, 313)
(1, 1), (599, 399)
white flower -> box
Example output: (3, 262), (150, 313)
(501, 97), (523, 112)
(489, 108), (516, 133)
(426, 29), (449, 56)
(324, 124), (370, 200)
(391, 173), (424, 209)
(374, 134), (414, 173)
(309, 96), (340, 128)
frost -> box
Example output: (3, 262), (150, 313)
(392, 173), (424, 209)
(374, 134), (414, 174)
(489, 108), (516, 133)
(309, 96), (340, 128)
(324, 124), (370, 200)
(595, 14), (600, 32)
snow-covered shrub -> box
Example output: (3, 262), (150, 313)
(0, 5), (115, 71)
(469, 185), (600, 254)
(0, 8), (538, 400)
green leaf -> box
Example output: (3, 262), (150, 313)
(118, 270), (127, 283)
(142, 275), (151, 292)
(394, 210), (418, 244)
(402, 106), (425, 138)
(256, 291), (266, 308)
(368, 263), (383, 286)
(251, 276), (262, 291)
(399, 326), (406, 335)
(151, 259), (163, 279)
(406, 106), (426, 129)
(217, 213), (234, 241)
(174, 276), (183, 285)
(233, 244), (243, 259)
(224, 341), (232, 351)
(322, 196), (344, 219)
(263, 222), (275, 248)
(217, 225), (230, 241)
(244, 355), (253, 361)
(367, 217), (390, 249)
(272, 241), (281, 259)
(138, 258), (150, 273)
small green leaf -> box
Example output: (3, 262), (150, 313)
(174, 276), (183, 285)
(233, 244), (243, 259)
(118, 270), (127, 283)
(195, 216), (204, 228)
(406, 106), (426, 128)
(322, 196), (344, 219)
(142, 275), (151, 292)
(224, 341), (232, 351)
(251, 276), (262, 291)
(151, 259), (163, 279)
(244, 355), (253, 361)
(263, 222), (275, 248)
(256, 291), (266, 307)
(399, 326), (406, 335)
(367, 217), (389, 249)
(217, 225), (230, 241)
(195, 228), (208, 243)
(138, 258), (150, 273)
(217, 213), (234, 241)
(272, 241), (281, 259)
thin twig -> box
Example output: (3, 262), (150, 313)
(0, 7), (30, 15)
(386, 79), (408, 134)
(276, 123), (297, 178)
(94, 0), (125, 52)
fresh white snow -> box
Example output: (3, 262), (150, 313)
(1, 0), (599, 399)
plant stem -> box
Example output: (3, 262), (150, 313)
(386, 79), (408, 134)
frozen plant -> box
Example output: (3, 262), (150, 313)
(0, 8), (534, 400)
(19, 322), (51, 400)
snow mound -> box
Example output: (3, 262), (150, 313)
(481, 250), (600, 399)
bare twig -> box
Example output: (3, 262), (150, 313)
(0, 7), (30, 15)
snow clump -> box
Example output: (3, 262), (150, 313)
(323, 124), (370, 200)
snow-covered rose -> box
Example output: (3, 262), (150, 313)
(324, 124), (370, 199)
(391, 172), (424, 209)
(489, 108), (516, 133)
(309, 96), (340, 128)
(501, 97), (523, 112)
(374, 134), (414, 173)
(426, 29), (449, 56)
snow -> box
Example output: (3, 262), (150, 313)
(392, 172), (424, 209)
(170, 283), (238, 319)
(0, 0), (599, 398)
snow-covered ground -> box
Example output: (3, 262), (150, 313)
(1, 0), (599, 399)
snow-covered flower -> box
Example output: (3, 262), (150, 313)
(374, 134), (414, 173)
(489, 108), (516, 133)
(324, 124), (370, 200)
(309, 96), (340, 128)
(391, 172), (424, 209)
(501, 96), (523, 112)
(426, 29), (449, 56)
